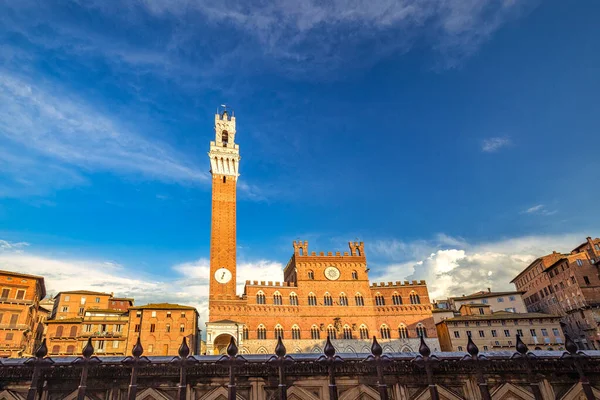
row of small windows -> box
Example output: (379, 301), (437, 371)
(248, 323), (427, 340)
(256, 291), (420, 305)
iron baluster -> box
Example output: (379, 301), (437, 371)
(217, 336), (247, 400)
(461, 334), (491, 400)
(317, 336), (344, 400)
(365, 337), (391, 400)
(24, 339), (54, 400)
(561, 334), (595, 400)
(122, 337), (150, 400)
(73, 338), (102, 400)
(171, 337), (198, 400)
(413, 336), (439, 400)
(511, 334), (543, 400)
(267, 336), (295, 400)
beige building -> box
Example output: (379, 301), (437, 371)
(436, 303), (565, 352)
(449, 290), (527, 313)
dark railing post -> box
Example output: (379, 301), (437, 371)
(122, 337), (150, 400)
(25, 339), (54, 400)
(561, 334), (595, 400)
(512, 334), (543, 400)
(171, 337), (198, 400)
(317, 336), (343, 400)
(268, 336), (295, 400)
(463, 335), (491, 400)
(365, 337), (390, 400)
(73, 338), (102, 400)
(217, 336), (247, 400)
(413, 336), (439, 400)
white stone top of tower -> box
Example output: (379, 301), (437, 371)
(208, 110), (241, 179)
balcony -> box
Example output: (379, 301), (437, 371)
(0, 324), (30, 330)
(0, 297), (33, 305)
(80, 331), (123, 337)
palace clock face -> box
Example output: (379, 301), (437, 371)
(324, 266), (341, 281)
(214, 268), (232, 284)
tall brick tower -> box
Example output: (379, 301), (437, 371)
(208, 108), (240, 299)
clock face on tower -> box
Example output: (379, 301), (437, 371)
(214, 267), (232, 284)
(324, 266), (341, 281)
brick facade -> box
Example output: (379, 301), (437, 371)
(511, 237), (600, 349)
(206, 110), (437, 354)
(0, 270), (46, 357)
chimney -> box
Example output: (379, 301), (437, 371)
(487, 287), (491, 293)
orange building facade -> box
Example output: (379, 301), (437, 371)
(0, 270), (46, 358)
(206, 110), (438, 354)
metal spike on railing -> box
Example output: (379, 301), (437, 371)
(512, 335), (543, 400)
(561, 334), (595, 400)
(413, 336), (439, 400)
(171, 337), (197, 400)
(73, 338), (102, 400)
(463, 335), (491, 400)
(217, 336), (247, 400)
(317, 336), (343, 400)
(365, 337), (389, 400)
(25, 339), (54, 400)
(122, 337), (150, 400)
(268, 336), (295, 400)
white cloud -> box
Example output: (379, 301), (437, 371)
(0, 239), (284, 323)
(371, 232), (593, 301)
(522, 204), (557, 216)
(481, 136), (511, 152)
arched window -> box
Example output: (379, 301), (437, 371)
(256, 291), (266, 304)
(243, 327), (249, 340)
(308, 270), (315, 280)
(273, 292), (282, 305)
(416, 323), (427, 338)
(352, 270), (358, 280)
(380, 324), (391, 339)
(392, 293), (402, 305)
(56, 325), (64, 337)
(308, 293), (317, 306)
(355, 293), (364, 306)
(222, 130), (229, 146)
(166, 324), (171, 333)
(292, 325), (301, 340)
(66, 345), (75, 354)
(289, 292), (298, 306)
(409, 292), (421, 304)
(69, 326), (77, 337)
(343, 325), (353, 339)
(327, 325), (337, 340)
(375, 293), (385, 306)
(323, 293), (333, 306)
(311, 325), (320, 339)
(359, 325), (369, 339)
(339, 293), (348, 306)
(356, 247), (361, 256)
(274, 324), (284, 339)
(51, 345), (60, 354)
(257, 325), (267, 340)
(398, 324), (409, 339)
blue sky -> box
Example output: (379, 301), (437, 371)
(0, 0), (598, 317)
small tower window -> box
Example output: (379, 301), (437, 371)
(352, 270), (358, 280)
(308, 270), (314, 280)
(222, 130), (229, 146)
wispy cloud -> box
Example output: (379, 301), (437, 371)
(522, 204), (558, 216)
(481, 136), (511, 152)
(0, 239), (284, 322)
(1, 0), (539, 84)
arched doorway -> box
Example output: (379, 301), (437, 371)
(213, 333), (235, 355)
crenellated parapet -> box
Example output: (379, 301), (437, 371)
(245, 280), (298, 288)
(370, 280), (427, 288)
